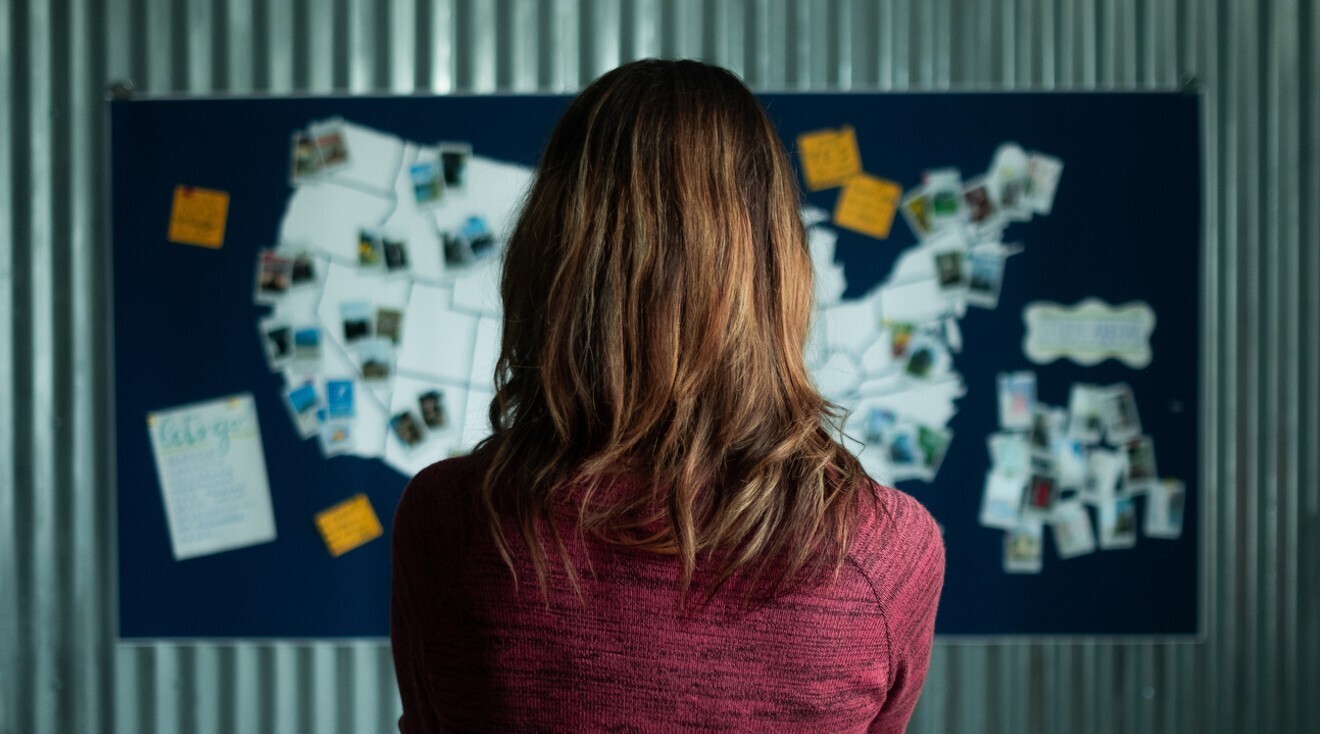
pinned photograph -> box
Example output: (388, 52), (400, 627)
(916, 425), (952, 477)
(933, 249), (966, 292)
(290, 131), (325, 184)
(291, 325), (322, 370)
(389, 410), (427, 449)
(439, 142), (472, 191)
(358, 229), (383, 268)
(376, 308), (403, 345)
(966, 250), (1005, 308)
(863, 407), (896, 445)
(311, 118), (350, 171)
(442, 231), (473, 268)
(884, 423), (922, 476)
(981, 470), (1027, 530)
(997, 371), (1036, 430)
(1028, 407), (1062, 455)
(462, 215), (497, 260)
(284, 381), (322, 439)
(255, 250), (293, 302)
(383, 237), (410, 272)
(1024, 152), (1064, 215)
(1066, 384), (1105, 444)
(340, 301), (373, 344)
(1050, 501), (1097, 559)
(1083, 448), (1124, 502)
(259, 319), (292, 370)
(317, 409), (354, 456)
(1004, 521), (1044, 573)
(419, 389), (448, 429)
(988, 143), (1034, 221)
(900, 187), (933, 239)
(922, 168), (963, 228)
(358, 338), (394, 381)
(988, 432), (1029, 478)
(1100, 383), (1142, 444)
(288, 250), (318, 288)
(325, 378), (356, 420)
(1145, 478), (1186, 539)
(903, 334), (950, 380)
(410, 158), (444, 206)
(1098, 496), (1138, 549)
(1020, 466), (1058, 518)
(1121, 437), (1159, 494)
(888, 322), (915, 360)
(961, 176), (1002, 233)
(1052, 436), (1089, 489)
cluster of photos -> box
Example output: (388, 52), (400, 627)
(257, 120), (497, 456)
(981, 373), (1187, 573)
(860, 143), (1063, 483)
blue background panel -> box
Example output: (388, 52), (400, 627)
(111, 92), (1199, 638)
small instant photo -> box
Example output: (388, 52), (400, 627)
(259, 319), (293, 370)
(383, 237), (410, 272)
(997, 371), (1036, 430)
(916, 425), (952, 478)
(288, 249), (318, 288)
(317, 409), (354, 457)
(284, 381), (322, 439)
(1121, 436), (1159, 494)
(289, 130), (325, 184)
(961, 176), (1002, 234)
(311, 117), (350, 171)
(965, 249), (1006, 309)
(887, 322), (915, 360)
(1145, 478), (1186, 539)
(1098, 495), (1138, 549)
(291, 325), (322, 370)
(863, 407), (896, 445)
(1066, 383), (1105, 445)
(442, 231), (473, 268)
(884, 423), (923, 478)
(1101, 383), (1142, 444)
(988, 432), (1030, 478)
(325, 378), (356, 420)
(1083, 448), (1124, 503)
(1020, 465), (1059, 519)
(357, 338), (394, 382)
(980, 470), (1027, 530)
(1051, 436), (1089, 490)
(903, 334), (950, 380)
(389, 410), (428, 449)
(357, 228), (384, 268)
(438, 142), (472, 191)
(376, 308), (404, 345)
(410, 157), (445, 207)
(462, 215), (498, 260)
(988, 143), (1034, 222)
(899, 187), (934, 239)
(418, 389), (448, 429)
(922, 168), (964, 228)
(1024, 152), (1064, 215)
(1050, 501), (1097, 560)
(933, 248), (967, 292)
(1004, 521), (1044, 573)
(1028, 407), (1062, 455)
(255, 250), (293, 303)
(340, 301), (373, 344)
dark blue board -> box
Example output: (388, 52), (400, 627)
(111, 92), (1200, 639)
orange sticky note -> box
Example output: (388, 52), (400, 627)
(314, 494), (383, 557)
(796, 125), (863, 191)
(833, 174), (902, 239)
(167, 185), (229, 248)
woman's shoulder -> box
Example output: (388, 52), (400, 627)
(394, 454), (484, 526)
(847, 480), (945, 591)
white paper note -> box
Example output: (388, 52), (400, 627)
(147, 394), (277, 560)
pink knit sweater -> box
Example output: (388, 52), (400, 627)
(391, 454), (944, 732)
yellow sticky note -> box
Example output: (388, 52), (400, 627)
(796, 125), (863, 191)
(833, 174), (902, 239)
(167, 185), (229, 248)
(314, 494), (383, 557)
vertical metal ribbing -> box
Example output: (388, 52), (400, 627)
(0, 0), (17, 729)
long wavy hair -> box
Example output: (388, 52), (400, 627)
(471, 58), (877, 617)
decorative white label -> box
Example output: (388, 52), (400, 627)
(1022, 299), (1155, 368)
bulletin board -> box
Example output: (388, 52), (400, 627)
(110, 91), (1201, 639)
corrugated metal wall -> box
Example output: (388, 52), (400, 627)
(1, 0), (1316, 732)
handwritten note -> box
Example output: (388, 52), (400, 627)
(147, 394), (276, 560)
(1023, 299), (1156, 368)
(834, 174), (902, 239)
(314, 494), (383, 557)
(167, 185), (230, 248)
(797, 126), (863, 191)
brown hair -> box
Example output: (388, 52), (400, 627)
(472, 58), (878, 617)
